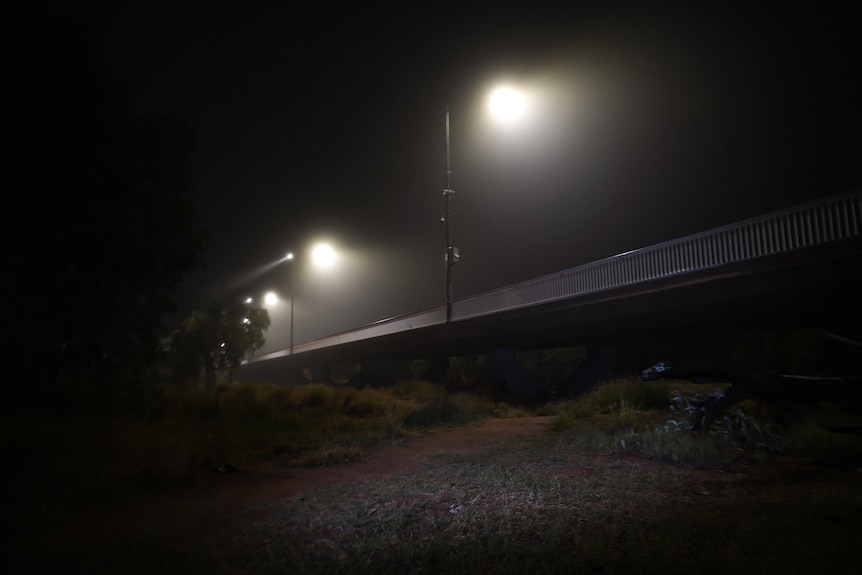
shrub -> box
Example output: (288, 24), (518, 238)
(403, 396), (474, 428)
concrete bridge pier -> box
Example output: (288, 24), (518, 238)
(303, 364), (333, 384)
(280, 365), (306, 385)
(486, 348), (548, 399)
(564, 346), (618, 398)
(346, 360), (398, 388)
(420, 357), (450, 383)
(485, 346), (618, 400)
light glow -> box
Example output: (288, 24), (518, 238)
(312, 243), (337, 268)
(488, 86), (526, 122)
(264, 291), (278, 306)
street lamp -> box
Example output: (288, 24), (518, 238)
(285, 252), (295, 355)
(443, 85), (526, 322)
(443, 106), (457, 323)
(284, 242), (338, 354)
(311, 242), (337, 268)
(488, 86), (526, 122)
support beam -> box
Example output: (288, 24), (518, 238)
(347, 360), (398, 388)
(420, 357), (450, 383)
(565, 346), (618, 398)
(303, 364), (333, 384)
(486, 348), (548, 399)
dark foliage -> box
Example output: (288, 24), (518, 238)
(1, 6), (206, 392)
(168, 300), (271, 388)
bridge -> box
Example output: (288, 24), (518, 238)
(240, 190), (862, 395)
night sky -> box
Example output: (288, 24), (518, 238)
(74, 2), (858, 351)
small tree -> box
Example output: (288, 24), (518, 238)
(170, 300), (271, 388)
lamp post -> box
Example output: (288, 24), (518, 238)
(443, 106), (458, 323)
(284, 242), (337, 354)
(442, 86), (525, 323)
(285, 252), (295, 355)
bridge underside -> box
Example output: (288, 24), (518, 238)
(239, 238), (862, 387)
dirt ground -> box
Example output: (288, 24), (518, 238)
(13, 414), (862, 573)
(164, 416), (556, 529)
(14, 416), (555, 569)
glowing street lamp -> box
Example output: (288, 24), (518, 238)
(283, 242), (338, 354)
(443, 84), (527, 322)
(311, 242), (336, 268)
(443, 106), (457, 323)
(285, 252), (295, 355)
(488, 86), (526, 122)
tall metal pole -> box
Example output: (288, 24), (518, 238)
(288, 255), (296, 355)
(443, 106), (455, 323)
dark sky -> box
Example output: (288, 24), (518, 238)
(73, 2), (859, 350)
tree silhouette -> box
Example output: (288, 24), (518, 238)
(169, 300), (271, 388)
(2, 7), (206, 391)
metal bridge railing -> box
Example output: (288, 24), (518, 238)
(453, 190), (861, 321)
(246, 190), (860, 363)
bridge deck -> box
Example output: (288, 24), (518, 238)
(242, 190), (862, 374)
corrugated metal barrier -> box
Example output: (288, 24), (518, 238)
(453, 190), (861, 320)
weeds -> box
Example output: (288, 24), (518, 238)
(209, 428), (862, 574)
(544, 375), (862, 468)
(1, 380), (506, 501)
(7, 374), (857, 500)
(6, 373), (862, 574)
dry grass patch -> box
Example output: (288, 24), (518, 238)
(193, 428), (862, 574)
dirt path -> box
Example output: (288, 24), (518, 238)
(218, 415), (553, 515)
(172, 415), (553, 526)
(19, 415), (860, 574)
(32, 415), (555, 560)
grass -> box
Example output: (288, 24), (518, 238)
(195, 428), (862, 575)
(4, 374), (862, 573)
(0, 379), (517, 501)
